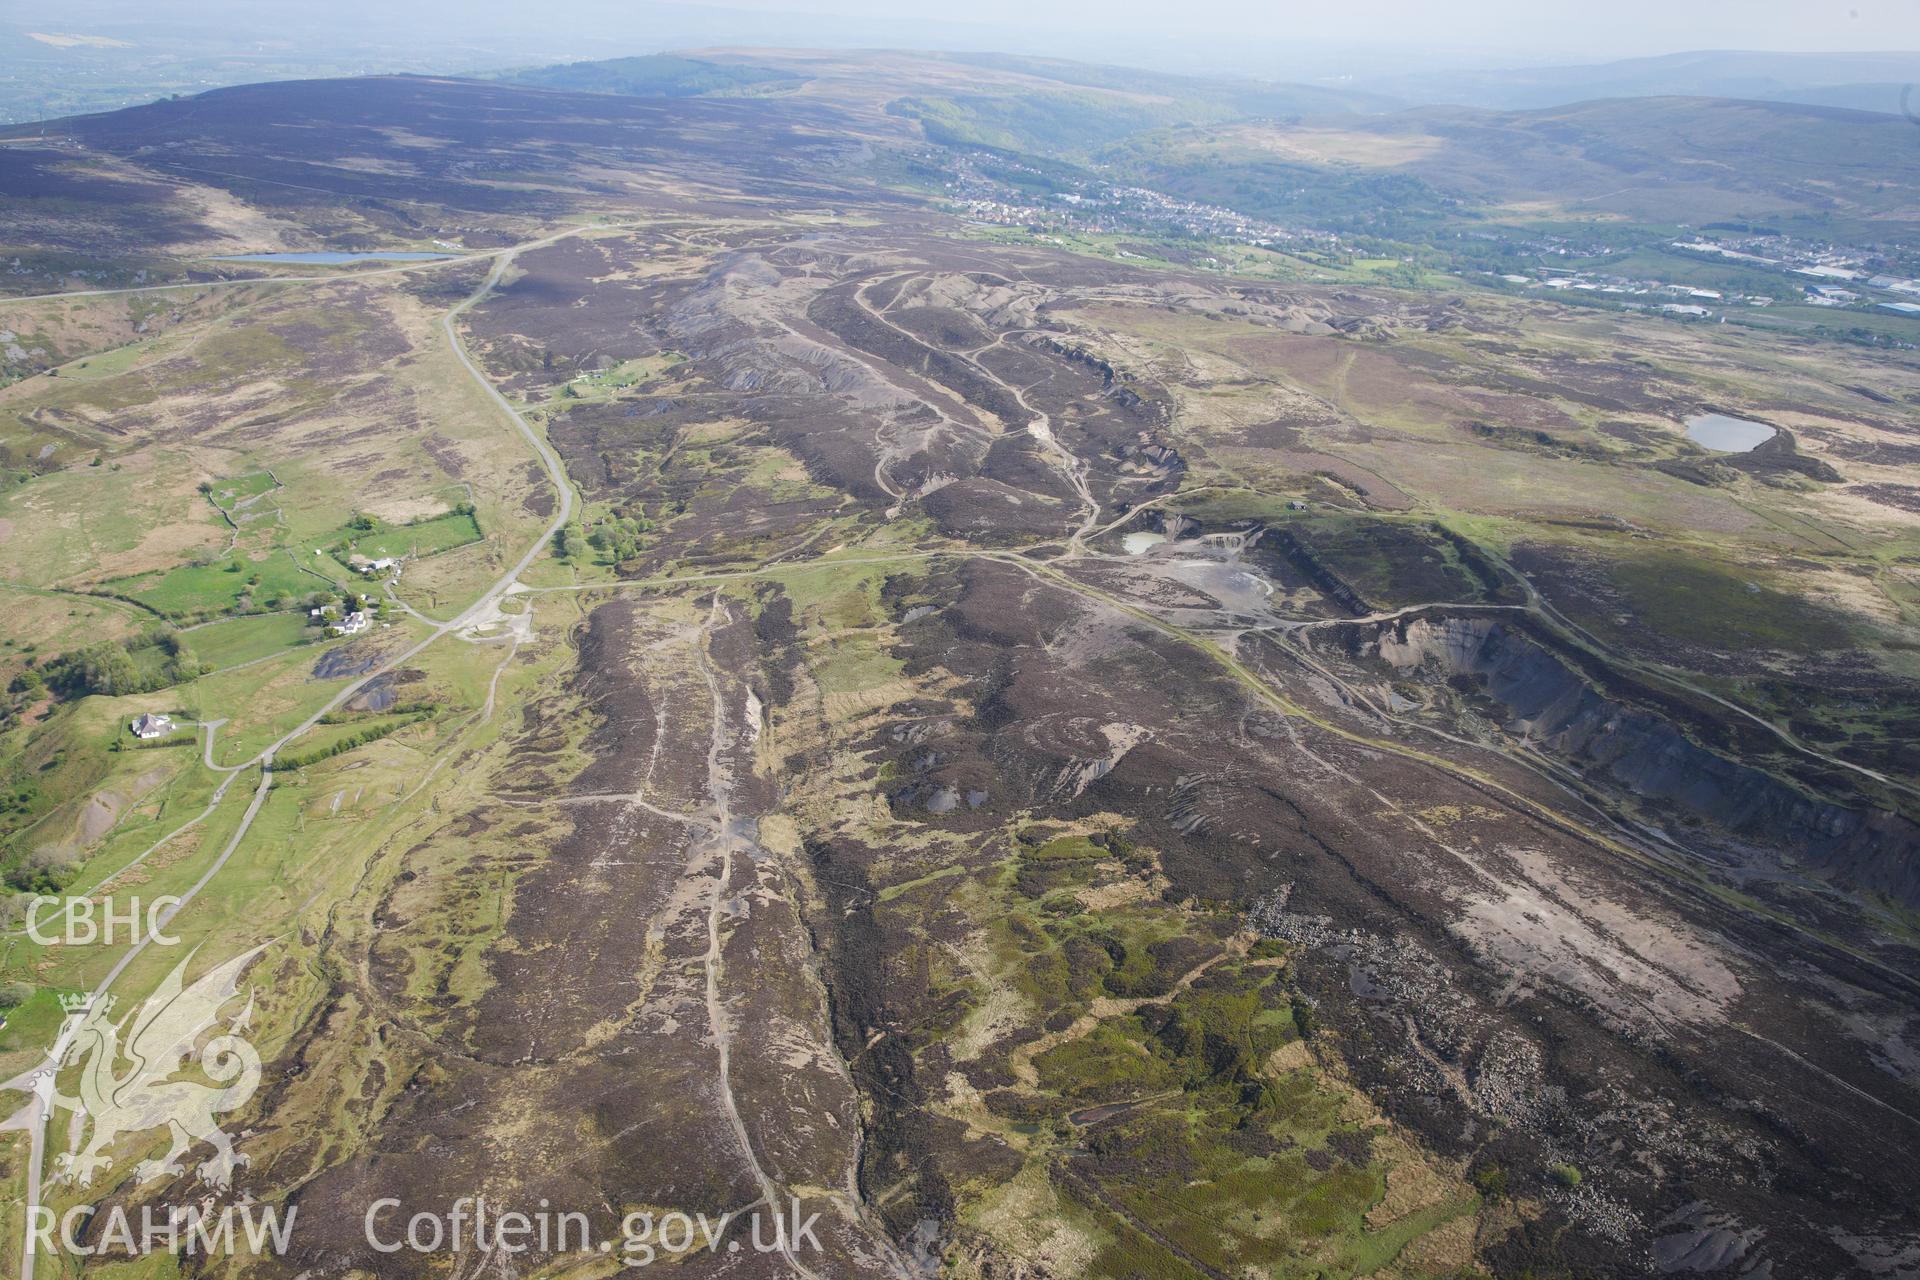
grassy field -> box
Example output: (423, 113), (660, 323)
(336, 509), (483, 563)
(109, 547), (334, 618)
(85, 502), (476, 620)
(187, 611), (318, 669)
(961, 223), (1317, 284)
(51, 339), (159, 382)
(0, 585), (144, 675)
(541, 352), (686, 406)
(0, 452), (227, 590)
(205, 469), (280, 510)
(1733, 303), (1920, 343)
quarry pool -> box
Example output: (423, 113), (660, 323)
(1122, 531), (1166, 555)
(212, 251), (457, 264)
(1685, 413), (1776, 452)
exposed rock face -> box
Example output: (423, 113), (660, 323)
(1376, 614), (1920, 904)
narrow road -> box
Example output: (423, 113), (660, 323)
(0, 244), (501, 307)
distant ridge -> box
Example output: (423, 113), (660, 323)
(1366, 48), (1920, 114)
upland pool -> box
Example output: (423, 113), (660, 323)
(1685, 413), (1776, 452)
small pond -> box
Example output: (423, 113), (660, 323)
(1684, 413), (1776, 453)
(1121, 531), (1166, 555)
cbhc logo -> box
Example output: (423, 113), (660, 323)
(26, 896), (183, 947)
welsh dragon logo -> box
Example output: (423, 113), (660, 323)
(48, 943), (268, 1190)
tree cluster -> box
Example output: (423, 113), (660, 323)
(25, 628), (204, 701)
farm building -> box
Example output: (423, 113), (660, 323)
(131, 713), (176, 739)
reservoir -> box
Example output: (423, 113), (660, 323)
(1685, 413), (1775, 452)
(212, 251), (457, 264)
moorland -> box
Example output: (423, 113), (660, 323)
(0, 50), (1917, 1280)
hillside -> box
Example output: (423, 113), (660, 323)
(1103, 94), (1920, 233)
(0, 72), (894, 283)
(478, 50), (1920, 235)
(500, 47), (1391, 154)
(493, 52), (805, 98)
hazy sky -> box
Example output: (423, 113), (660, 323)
(9, 0), (1917, 87)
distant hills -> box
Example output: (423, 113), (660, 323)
(1363, 49), (1920, 116)
(493, 47), (1920, 124)
(494, 53), (804, 99)
(495, 48), (1391, 155)
(1101, 94), (1920, 237)
(11, 44), (1918, 271)
(480, 49), (1920, 236)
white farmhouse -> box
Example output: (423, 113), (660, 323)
(131, 713), (175, 740)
